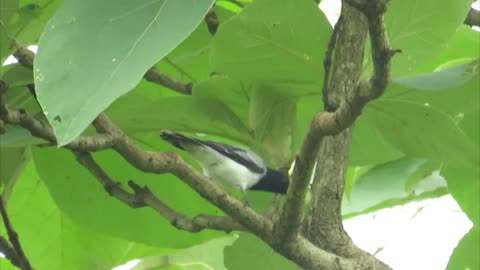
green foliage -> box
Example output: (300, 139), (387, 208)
(447, 227), (480, 270)
(0, 162), (170, 270)
(224, 233), (300, 270)
(0, 0), (478, 269)
(34, 0), (215, 145)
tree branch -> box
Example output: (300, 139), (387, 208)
(274, 0), (399, 248)
(205, 8), (219, 35)
(0, 196), (33, 270)
(9, 39), (192, 96)
(144, 68), (193, 95)
(465, 7), (480, 27)
(74, 151), (243, 233)
(1, 22), (394, 269)
(0, 95), (121, 152)
(0, 236), (23, 269)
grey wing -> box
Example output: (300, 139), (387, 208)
(201, 140), (267, 174)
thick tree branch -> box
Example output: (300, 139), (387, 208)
(275, 0), (398, 252)
(0, 196), (33, 270)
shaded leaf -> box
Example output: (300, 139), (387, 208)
(212, 0), (331, 83)
(0, 162), (170, 270)
(0, 147), (30, 202)
(32, 146), (224, 248)
(383, 0), (472, 77)
(224, 233), (300, 270)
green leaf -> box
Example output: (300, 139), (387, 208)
(1, 63), (34, 87)
(8, 0), (63, 50)
(382, 0), (472, 77)
(0, 147), (30, 201)
(211, 0), (331, 83)
(249, 87), (296, 167)
(31, 145), (225, 248)
(0, 162), (170, 270)
(0, 0), (19, 28)
(459, 110), (480, 146)
(34, 0), (215, 146)
(0, 0), (19, 61)
(192, 76), (250, 128)
(404, 160), (442, 194)
(132, 236), (237, 270)
(107, 93), (250, 144)
(224, 233), (300, 270)
(443, 166), (480, 227)
(447, 227), (480, 270)
(394, 59), (479, 90)
(349, 114), (403, 166)
(154, 21), (213, 84)
(365, 99), (479, 166)
(384, 60), (480, 118)
(417, 25), (480, 73)
(1, 64), (39, 112)
(343, 157), (447, 218)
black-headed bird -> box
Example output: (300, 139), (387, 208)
(161, 130), (289, 195)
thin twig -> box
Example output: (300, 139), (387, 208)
(0, 196), (33, 270)
(144, 68), (193, 95)
(75, 151), (244, 233)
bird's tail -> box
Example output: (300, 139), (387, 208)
(160, 130), (201, 151)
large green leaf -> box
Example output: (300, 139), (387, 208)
(31, 145), (224, 248)
(381, 0), (472, 77)
(34, 0), (215, 146)
(224, 233), (300, 270)
(365, 100), (478, 166)
(0, 162), (170, 270)
(367, 60), (480, 166)
(343, 157), (447, 218)
(211, 0), (331, 83)
(443, 166), (480, 227)
(447, 227), (480, 270)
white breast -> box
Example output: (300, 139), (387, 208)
(189, 146), (265, 191)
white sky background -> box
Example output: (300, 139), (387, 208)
(3, 1), (478, 270)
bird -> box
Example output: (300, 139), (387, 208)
(160, 130), (289, 196)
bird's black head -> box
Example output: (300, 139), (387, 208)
(250, 168), (289, 194)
